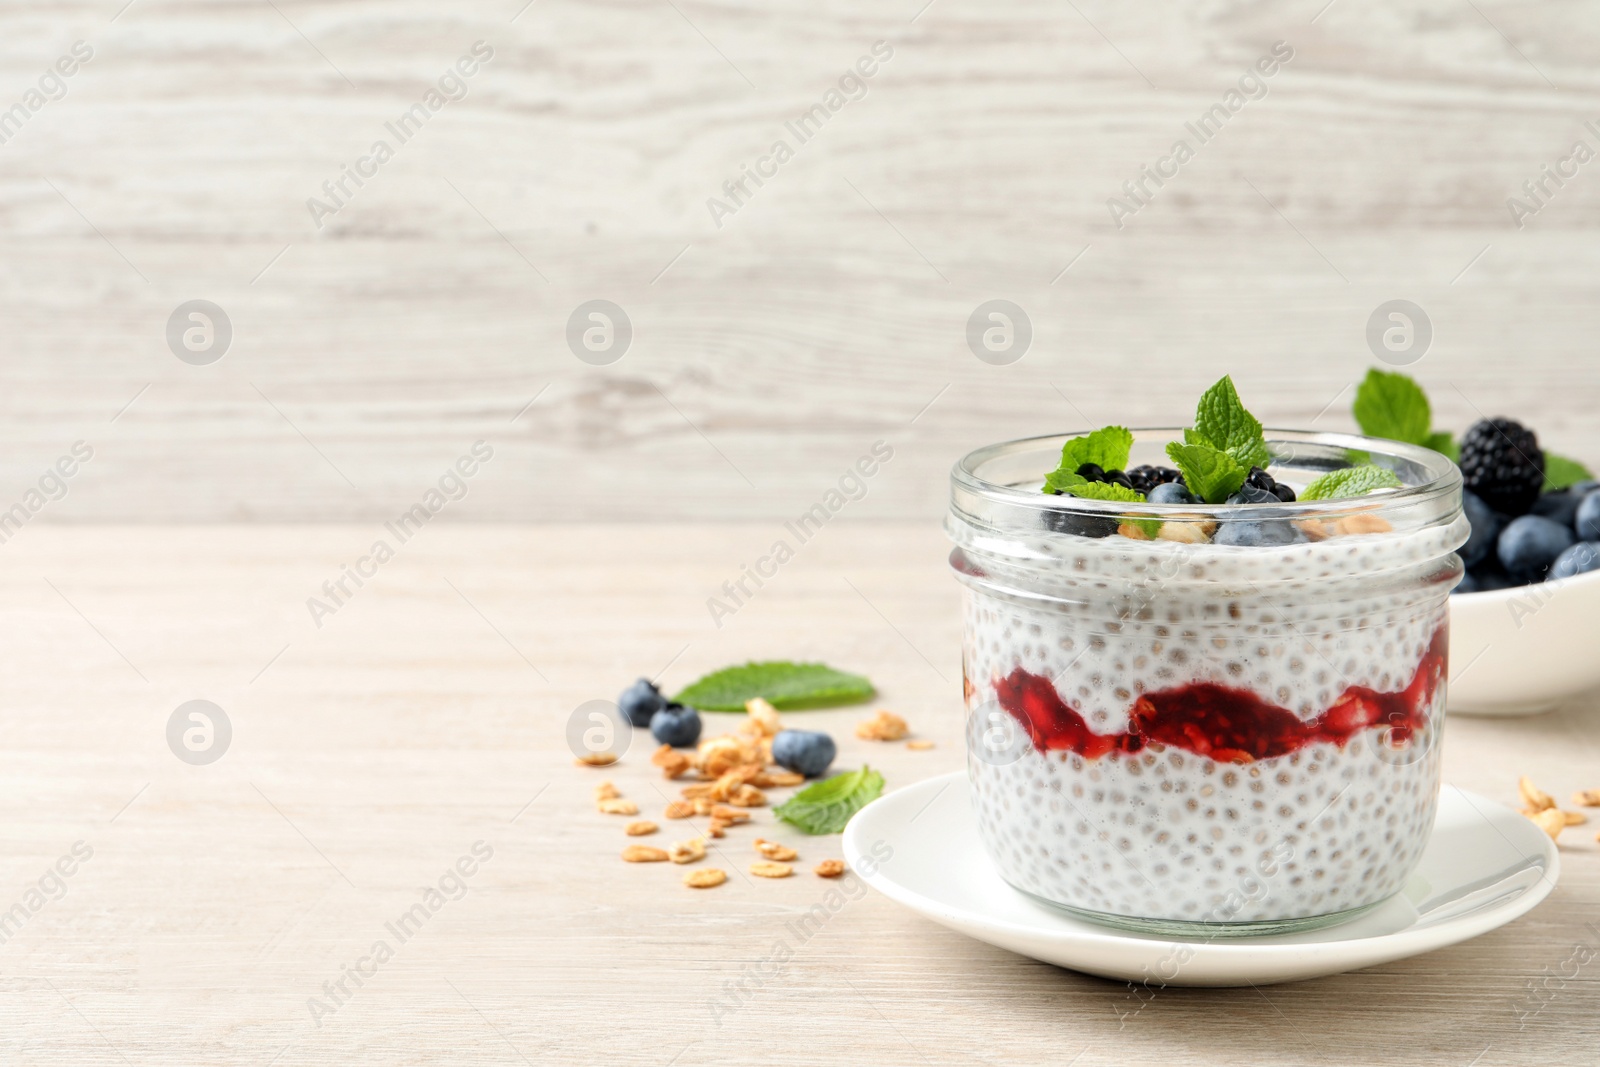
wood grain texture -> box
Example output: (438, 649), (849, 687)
(0, 524), (1593, 1065)
(3, 2), (1600, 519)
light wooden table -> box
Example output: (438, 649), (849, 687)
(0, 523), (1594, 1066)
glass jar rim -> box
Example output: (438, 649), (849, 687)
(951, 427), (1462, 524)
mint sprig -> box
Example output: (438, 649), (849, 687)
(673, 662), (874, 711)
(773, 765), (885, 834)
(1165, 441), (1247, 504)
(1191, 376), (1271, 471)
(1353, 369), (1457, 460)
(1041, 426), (1134, 493)
(1301, 464), (1403, 501)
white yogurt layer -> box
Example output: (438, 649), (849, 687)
(955, 520), (1462, 926)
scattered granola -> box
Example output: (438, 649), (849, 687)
(1562, 809), (1587, 826)
(726, 784), (767, 808)
(622, 845), (670, 862)
(753, 769), (805, 788)
(651, 744), (692, 779)
(669, 837), (707, 864)
(856, 709), (909, 742)
(597, 798), (639, 816)
(750, 861), (793, 878)
(814, 859), (847, 878)
(691, 797), (716, 816)
(1573, 789), (1600, 808)
(1519, 776), (1556, 812)
(907, 740), (935, 751)
(684, 868), (727, 888)
(594, 781), (620, 801)
(754, 838), (798, 861)
(625, 821), (658, 836)
(697, 735), (761, 778)
(575, 752), (618, 767)
(663, 800), (697, 820)
(707, 819), (729, 838)
(1531, 808), (1565, 841)
(744, 697), (782, 737)
(710, 805), (750, 824)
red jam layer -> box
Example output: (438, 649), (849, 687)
(990, 627), (1447, 763)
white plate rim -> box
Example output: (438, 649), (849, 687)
(844, 771), (1559, 971)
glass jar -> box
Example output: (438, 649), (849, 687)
(947, 429), (1466, 936)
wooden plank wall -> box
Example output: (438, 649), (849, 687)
(2, 0), (1597, 521)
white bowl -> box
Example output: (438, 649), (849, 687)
(1448, 567), (1600, 716)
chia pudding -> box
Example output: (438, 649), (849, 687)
(948, 427), (1466, 935)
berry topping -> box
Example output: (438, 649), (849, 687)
(1146, 481), (1195, 504)
(1212, 518), (1308, 547)
(649, 703), (702, 748)
(1459, 491), (1500, 568)
(618, 677), (666, 728)
(1530, 489), (1583, 528)
(1550, 541), (1600, 581)
(1225, 484), (1280, 506)
(1496, 514), (1575, 580)
(1577, 491), (1600, 541)
(1459, 417), (1545, 515)
(770, 729), (837, 777)
(1127, 465), (1184, 496)
(1241, 465), (1296, 503)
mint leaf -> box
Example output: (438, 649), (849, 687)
(673, 662), (874, 712)
(1052, 479), (1160, 537)
(1043, 469), (1087, 494)
(1543, 452), (1594, 492)
(1424, 431), (1459, 463)
(1301, 464), (1404, 501)
(1055, 480), (1143, 504)
(1353, 369), (1431, 445)
(1193, 376), (1270, 471)
(1041, 426), (1134, 491)
(773, 765), (885, 834)
(1165, 441), (1247, 504)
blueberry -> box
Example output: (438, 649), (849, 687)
(1454, 570), (1480, 595)
(1571, 479), (1600, 496)
(1271, 482), (1297, 503)
(1460, 491), (1500, 568)
(1497, 515), (1575, 579)
(1225, 485), (1280, 505)
(771, 729), (836, 778)
(1549, 542), (1600, 581)
(1103, 468), (1134, 490)
(1531, 490), (1582, 528)
(649, 703), (702, 748)
(618, 677), (666, 728)
(1213, 519), (1307, 547)
(1146, 482), (1195, 504)
(1468, 559), (1519, 592)
(1075, 462), (1105, 482)
(1576, 491), (1600, 541)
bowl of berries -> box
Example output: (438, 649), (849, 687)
(1346, 370), (1600, 716)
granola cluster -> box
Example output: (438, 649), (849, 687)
(1518, 775), (1595, 844)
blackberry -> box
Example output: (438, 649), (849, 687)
(1459, 417), (1544, 515)
(1075, 463), (1133, 490)
(1242, 466), (1297, 503)
(1127, 465), (1184, 496)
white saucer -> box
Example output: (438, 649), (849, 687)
(843, 771), (1558, 987)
